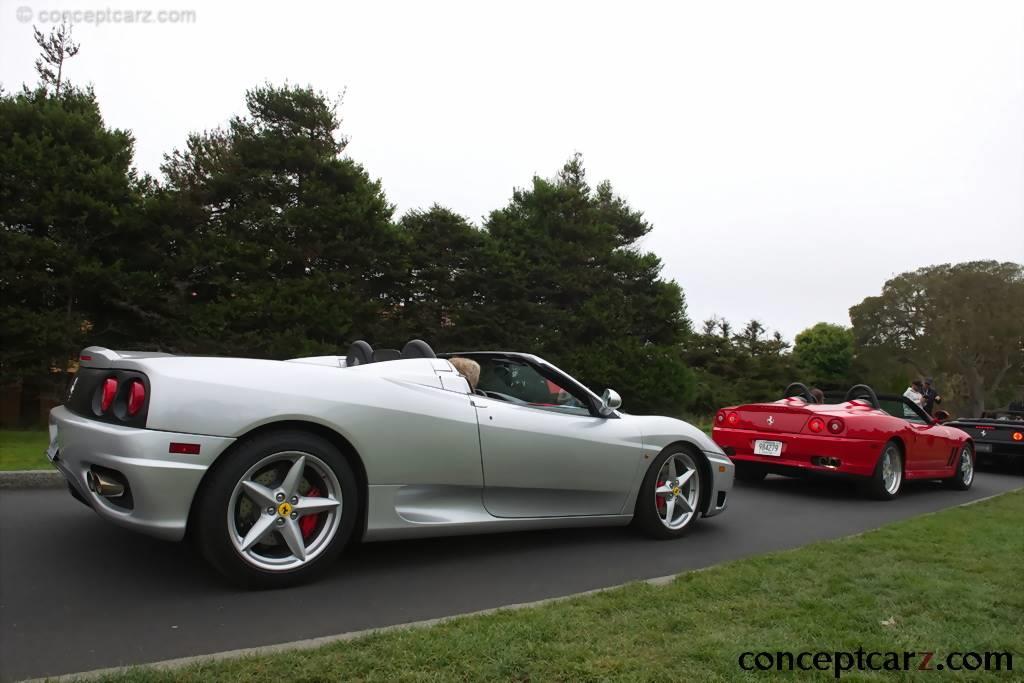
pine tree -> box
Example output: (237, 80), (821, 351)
(480, 155), (693, 415)
(148, 84), (404, 358)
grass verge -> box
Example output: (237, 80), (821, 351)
(96, 490), (1023, 682)
(0, 429), (51, 470)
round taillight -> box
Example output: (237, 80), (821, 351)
(100, 378), (118, 412)
(827, 418), (844, 434)
(716, 412), (725, 424)
(727, 411), (739, 426)
(1013, 432), (1023, 442)
(127, 380), (146, 416)
(808, 417), (825, 433)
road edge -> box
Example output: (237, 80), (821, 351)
(0, 469), (62, 489)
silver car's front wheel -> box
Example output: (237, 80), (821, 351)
(195, 431), (358, 588)
(634, 445), (705, 539)
(227, 451), (343, 572)
(654, 452), (700, 531)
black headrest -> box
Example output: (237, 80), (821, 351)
(401, 339), (436, 359)
(346, 340), (373, 366)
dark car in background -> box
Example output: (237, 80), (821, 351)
(946, 404), (1024, 470)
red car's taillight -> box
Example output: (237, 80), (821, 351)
(827, 418), (844, 434)
(726, 411), (739, 426)
(808, 417), (825, 433)
(127, 380), (146, 416)
(100, 378), (118, 412)
(715, 411), (725, 424)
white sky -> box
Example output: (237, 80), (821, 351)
(2, 0), (1022, 340)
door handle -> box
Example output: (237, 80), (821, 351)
(471, 400), (488, 408)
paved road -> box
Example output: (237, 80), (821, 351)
(2, 471), (1022, 681)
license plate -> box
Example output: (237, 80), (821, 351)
(754, 440), (783, 456)
(975, 443), (992, 453)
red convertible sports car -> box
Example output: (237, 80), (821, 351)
(712, 383), (975, 499)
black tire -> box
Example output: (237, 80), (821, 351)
(861, 440), (903, 501)
(943, 444), (974, 491)
(734, 462), (767, 483)
(193, 430), (359, 589)
(633, 445), (705, 540)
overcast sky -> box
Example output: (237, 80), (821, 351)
(2, 0), (1022, 340)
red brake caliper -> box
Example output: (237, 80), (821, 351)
(299, 486), (320, 539)
(656, 481), (666, 510)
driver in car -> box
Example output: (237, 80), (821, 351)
(449, 357), (481, 393)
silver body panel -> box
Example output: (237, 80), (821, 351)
(50, 347), (733, 543)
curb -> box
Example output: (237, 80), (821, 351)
(0, 469), (64, 489)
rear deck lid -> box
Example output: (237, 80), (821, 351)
(725, 401), (811, 433)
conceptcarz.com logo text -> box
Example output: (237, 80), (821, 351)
(16, 6), (196, 25)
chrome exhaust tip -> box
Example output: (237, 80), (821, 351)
(86, 469), (125, 498)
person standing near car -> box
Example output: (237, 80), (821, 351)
(903, 379), (925, 407)
(902, 379), (926, 418)
(922, 377), (942, 415)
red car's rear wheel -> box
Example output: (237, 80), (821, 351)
(863, 441), (903, 500)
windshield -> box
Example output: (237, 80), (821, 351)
(475, 357), (591, 416)
(877, 396), (930, 425)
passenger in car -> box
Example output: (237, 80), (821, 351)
(449, 357), (481, 392)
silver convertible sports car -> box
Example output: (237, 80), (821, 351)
(48, 339), (734, 587)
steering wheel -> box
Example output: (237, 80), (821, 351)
(844, 384), (881, 410)
(345, 340), (373, 366)
(783, 382), (816, 403)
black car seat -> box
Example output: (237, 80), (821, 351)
(345, 340), (374, 366)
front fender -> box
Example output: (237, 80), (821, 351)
(620, 415), (734, 517)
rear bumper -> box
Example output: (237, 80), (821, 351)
(974, 441), (1024, 459)
(48, 405), (235, 541)
(712, 427), (883, 478)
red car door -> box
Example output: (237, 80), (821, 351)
(898, 397), (948, 471)
(907, 422), (947, 469)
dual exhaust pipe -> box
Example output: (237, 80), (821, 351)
(86, 469), (125, 498)
(813, 456), (842, 469)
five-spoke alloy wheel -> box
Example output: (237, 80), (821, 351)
(864, 440), (903, 500)
(634, 445), (704, 539)
(195, 430), (358, 588)
(944, 444), (974, 491)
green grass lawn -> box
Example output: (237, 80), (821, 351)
(0, 429), (51, 471)
(96, 490), (1023, 682)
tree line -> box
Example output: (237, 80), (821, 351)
(2, 27), (1022, 423)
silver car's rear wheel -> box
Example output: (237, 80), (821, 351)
(227, 451), (343, 572)
(195, 430), (358, 588)
(654, 452), (700, 530)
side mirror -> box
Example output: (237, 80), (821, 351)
(599, 388), (622, 417)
